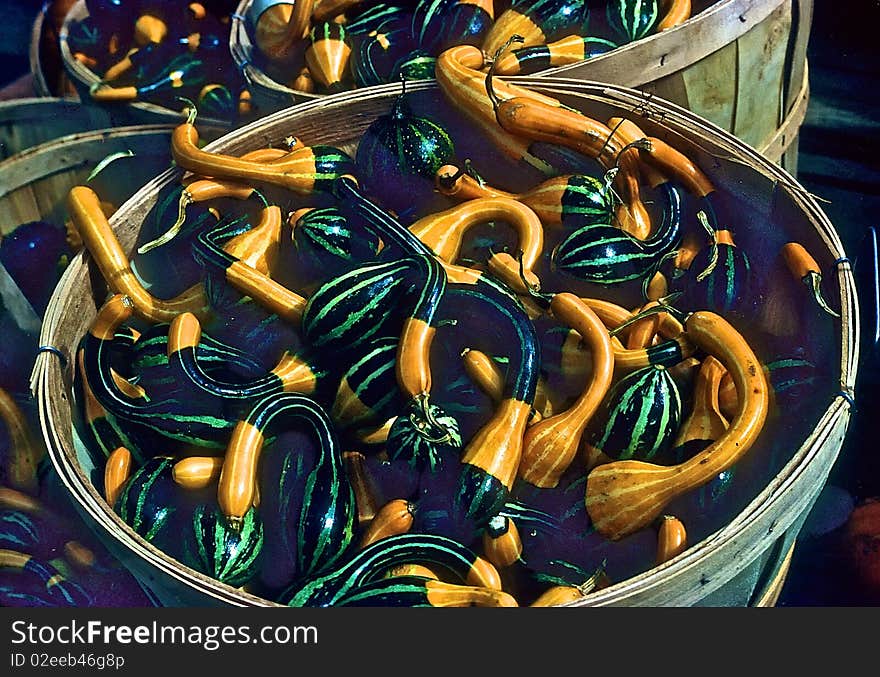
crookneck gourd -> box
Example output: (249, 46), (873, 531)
(585, 310), (770, 540)
(218, 392), (356, 582)
(435, 163), (615, 230)
(551, 181), (682, 284)
(80, 294), (240, 449)
(281, 532), (500, 607)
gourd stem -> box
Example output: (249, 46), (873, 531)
(138, 189), (194, 254)
(463, 159), (486, 186)
(177, 97), (199, 125)
(485, 34), (525, 111)
(514, 250), (551, 306)
(614, 138), (654, 168)
(411, 393), (454, 444)
(694, 210), (719, 282)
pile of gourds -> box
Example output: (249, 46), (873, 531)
(64, 0), (251, 122)
(63, 43), (839, 607)
(246, 0), (696, 95)
(0, 225), (154, 608)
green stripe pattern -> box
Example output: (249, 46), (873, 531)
(310, 21), (347, 45)
(589, 364), (682, 461)
(185, 505), (263, 588)
(116, 457), (185, 555)
(82, 331), (237, 449)
(345, 4), (410, 35)
(606, 0), (659, 42)
(681, 243), (753, 314)
(551, 174), (613, 226)
(333, 337), (404, 429)
(293, 205), (382, 280)
(413, 0), (494, 55)
(517, 0), (591, 40)
(283, 533), (483, 607)
(248, 393), (355, 583)
(352, 24), (414, 87)
(455, 464), (510, 527)
(302, 258), (414, 353)
(333, 575), (436, 607)
(0, 512), (40, 551)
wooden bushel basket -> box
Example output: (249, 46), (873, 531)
(0, 124), (178, 239)
(0, 98), (114, 161)
(230, 0), (811, 173)
(541, 0), (813, 174)
(34, 78), (857, 607)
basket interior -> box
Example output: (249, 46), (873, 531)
(39, 79), (855, 606)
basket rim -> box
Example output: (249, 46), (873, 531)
(230, 0), (795, 103)
(36, 76), (859, 607)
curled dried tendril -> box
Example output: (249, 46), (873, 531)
(87, 150), (135, 183)
(694, 210), (719, 283)
(486, 34), (526, 111)
(137, 189), (193, 255)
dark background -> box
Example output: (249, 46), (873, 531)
(0, 0), (878, 606)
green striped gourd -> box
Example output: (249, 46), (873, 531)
(413, 0), (494, 56)
(443, 280), (542, 530)
(81, 311), (238, 449)
(606, 0), (660, 42)
(115, 456), (198, 560)
(305, 22), (353, 93)
(351, 23), (416, 87)
(72, 343), (153, 467)
(0, 551), (92, 607)
(353, 91), (455, 217)
(586, 364), (682, 462)
(130, 52), (208, 103)
(676, 218), (754, 316)
(300, 258), (417, 356)
(281, 533), (490, 607)
(386, 400), (463, 473)
(0, 511), (41, 552)
(482, 0), (591, 58)
(493, 35), (617, 75)
(130, 323), (267, 388)
(552, 182), (681, 283)
(345, 3), (411, 35)
(264, 394), (356, 582)
(184, 505), (263, 587)
(393, 50), (437, 82)
(291, 206), (382, 286)
(330, 575), (516, 607)
(529, 174), (615, 227)
(330, 575), (442, 606)
(331, 337), (406, 431)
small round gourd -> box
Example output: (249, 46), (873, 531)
(354, 92), (455, 217)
